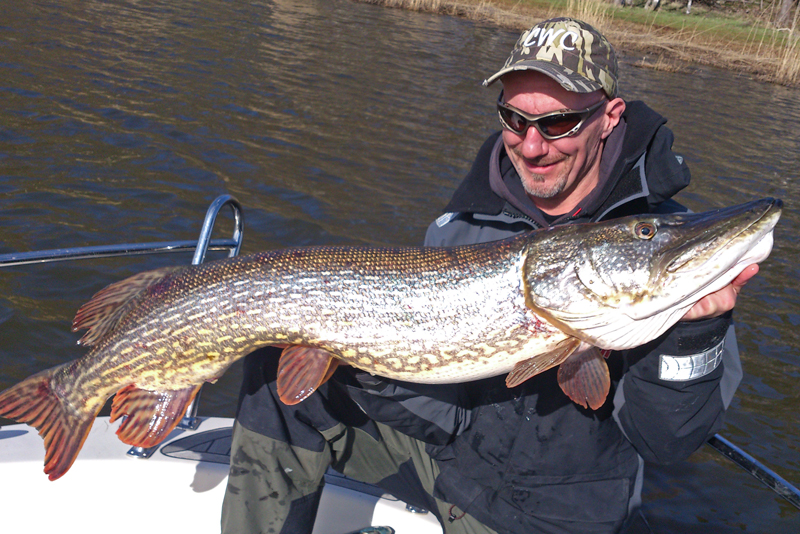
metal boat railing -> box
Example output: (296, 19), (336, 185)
(0, 194), (244, 458)
(0, 195), (243, 268)
(1, 196), (798, 509)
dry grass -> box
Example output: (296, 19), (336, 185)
(357, 0), (800, 87)
(635, 55), (688, 74)
(753, 4), (800, 85)
(564, 0), (611, 29)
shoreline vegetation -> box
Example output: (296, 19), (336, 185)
(357, 0), (800, 87)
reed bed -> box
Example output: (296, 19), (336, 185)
(359, 0), (800, 87)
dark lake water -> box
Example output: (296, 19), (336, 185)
(1, 0), (798, 531)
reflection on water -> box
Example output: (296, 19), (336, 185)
(1, 0), (798, 530)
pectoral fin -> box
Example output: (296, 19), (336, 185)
(110, 384), (201, 448)
(557, 345), (610, 410)
(505, 337), (581, 388)
(277, 345), (340, 405)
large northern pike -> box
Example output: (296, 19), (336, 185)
(0, 198), (781, 480)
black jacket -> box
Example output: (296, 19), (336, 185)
(345, 101), (742, 533)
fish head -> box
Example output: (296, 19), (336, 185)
(522, 198), (782, 349)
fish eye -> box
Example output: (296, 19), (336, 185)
(635, 222), (657, 240)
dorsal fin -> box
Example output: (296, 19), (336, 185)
(72, 266), (184, 346)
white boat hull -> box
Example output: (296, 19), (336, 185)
(0, 416), (442, 534)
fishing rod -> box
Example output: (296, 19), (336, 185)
(707, 434), (800, 510)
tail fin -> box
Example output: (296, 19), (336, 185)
(0, 364), (99, 481)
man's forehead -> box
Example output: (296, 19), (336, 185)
(501, 70), (562, 89)
(501, 71), (603, 105)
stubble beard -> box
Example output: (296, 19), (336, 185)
(520, 170), (569, 200)
(511, 149), (570, 200)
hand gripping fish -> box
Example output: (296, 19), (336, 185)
(0, 198), (781, 480)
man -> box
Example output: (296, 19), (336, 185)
(222, 18), (750, 534)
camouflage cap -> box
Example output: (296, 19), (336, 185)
(484, 18), (618, 99)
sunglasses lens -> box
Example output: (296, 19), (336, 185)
(538, 114), (582, 138)
(497, 106), (527, 134)
(498, 103), (585, 139)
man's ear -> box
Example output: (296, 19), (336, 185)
(601, 98), (626, 140)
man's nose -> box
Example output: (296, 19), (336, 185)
(520, 125), (549, 159)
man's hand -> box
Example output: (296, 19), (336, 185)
(682, 264), (759, 321)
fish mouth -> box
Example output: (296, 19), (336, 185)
(658, 197), (782, 285)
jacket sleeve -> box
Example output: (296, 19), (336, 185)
(612, 312), (742, 464)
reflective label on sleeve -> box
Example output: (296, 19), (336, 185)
(435, 212), (455, 227)
(658, 339), (724, 382)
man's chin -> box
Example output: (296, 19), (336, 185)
(521, 176), (566, 200)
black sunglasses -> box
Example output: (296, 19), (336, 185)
(496, 91), (606, 140)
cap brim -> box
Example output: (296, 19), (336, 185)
(483, 61), (603, 95)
